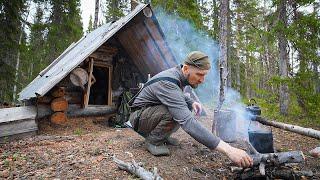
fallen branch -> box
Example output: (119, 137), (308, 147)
(113, 156), (163, 180)
(255, 116), (320, 139)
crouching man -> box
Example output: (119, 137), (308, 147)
(129, 51), (253, 168)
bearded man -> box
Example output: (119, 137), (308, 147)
(129, 51), (252, 168)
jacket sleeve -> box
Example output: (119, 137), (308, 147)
(152, 81), (220, 149)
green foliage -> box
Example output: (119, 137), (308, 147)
(46, 0), (83, 63)
(0, 0), (26, 102)
(151, 0), (204, 29)
(87, 14), (94, 33)
(104, 0), (128, 23)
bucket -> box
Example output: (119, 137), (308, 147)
(248, 130), (274, 153)
(213, 109), (237, 143)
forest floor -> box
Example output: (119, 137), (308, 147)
(0, 107), (319, 179)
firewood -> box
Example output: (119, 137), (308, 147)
(250, 151), (305, 166)
(256, 116), (320, 139)
(113, 156), (163, 180)
(51, 87), (65, 97)
(50, 112), (67, 124)
(51, 97), (68, 112)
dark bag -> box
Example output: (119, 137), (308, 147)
(112, 91), (133, 127)
(112, 77), (181, 128)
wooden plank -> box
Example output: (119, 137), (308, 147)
(117, 29), (150, 76)
(0, 106), (37, 123)
(108, 66), (113, 105)
(144, 18), (177, 67)
(0, 118), (37, 137)
(93, 60), (112, 67)
(133, 23), (166, 72)
(83, 58), (94, 108)
(129, 24), (159, 74)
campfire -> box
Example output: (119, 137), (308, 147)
(213, 100), (317, 179)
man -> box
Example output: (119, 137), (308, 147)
(129, 51), (253, 168)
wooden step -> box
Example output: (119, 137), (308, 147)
(0, 106), (38, 139)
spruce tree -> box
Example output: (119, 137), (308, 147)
(46, 0), (83, 62)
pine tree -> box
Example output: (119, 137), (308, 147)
(46, 0), (83, 62)
(0, 0), (26, 102)
(87, 14), (94, 33)
(28, 2), (47, 80)
(105, 0), (128, 23)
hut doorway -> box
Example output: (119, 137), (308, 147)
(89, 66), (112, 105)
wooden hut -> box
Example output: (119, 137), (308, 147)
(1, 3), (178, 139)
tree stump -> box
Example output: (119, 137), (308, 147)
(51, 97), (68, 112)
(50, 112), (67, 124)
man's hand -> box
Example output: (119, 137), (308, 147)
(215, 140), (253, 168)
(192, 102), (202, 116)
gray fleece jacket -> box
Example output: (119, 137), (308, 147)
(132, 65), (221, 149)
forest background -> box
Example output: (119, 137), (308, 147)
(0, 0), (319, 127)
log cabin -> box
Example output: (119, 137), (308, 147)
(1, 3), (201, 140)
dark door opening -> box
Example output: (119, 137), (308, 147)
(89, 66), (109, 105)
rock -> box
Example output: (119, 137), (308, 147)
(309, 147), (320, 158)
(0, 170), (9, 178)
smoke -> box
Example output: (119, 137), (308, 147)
(153, 8), (219, 103)
(153, 8), (268, 140)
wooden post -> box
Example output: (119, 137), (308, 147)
(108, 66), (113, 105)
(83, 58), (94, 108)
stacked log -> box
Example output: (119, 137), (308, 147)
(50, 87), (68, 124)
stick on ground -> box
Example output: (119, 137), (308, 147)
(113, 156), (163, 180)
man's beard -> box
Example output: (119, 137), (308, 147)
(186, 74), (198, 89)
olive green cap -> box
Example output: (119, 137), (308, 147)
(184, 51), (211, 70)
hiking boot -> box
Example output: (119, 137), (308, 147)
(146, 142), (170, 156)
(165, 137), (180, 146)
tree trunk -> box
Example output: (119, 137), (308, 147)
(277, 0), (289, 115)
(217, 0), (229, 110)
(256, 116), (320, 139)
(235, 3), (241, 92)
(94, 0), (99, 29)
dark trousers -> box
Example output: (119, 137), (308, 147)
(129, 105), (180, 145)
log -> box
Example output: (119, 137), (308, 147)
(250, 151), (305, 166)
(51, 97), (68, 112)
(309, 147), (320, 158)
(37, 96), (53, 104)
(65, 91), (82, 104)
(51, 87), (65, 98)
(256, 116), (320, 139)
(239, 168), (313, 180)
(37, 104), (117, 118)
(66, 105), (116, 117)
(50, 112), (67, 124)
(113, 156), (163, 180)
(70, 68), (88, 89)
(0, 106), (38, 138)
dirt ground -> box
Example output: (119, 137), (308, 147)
(0, 108), (319, 179)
